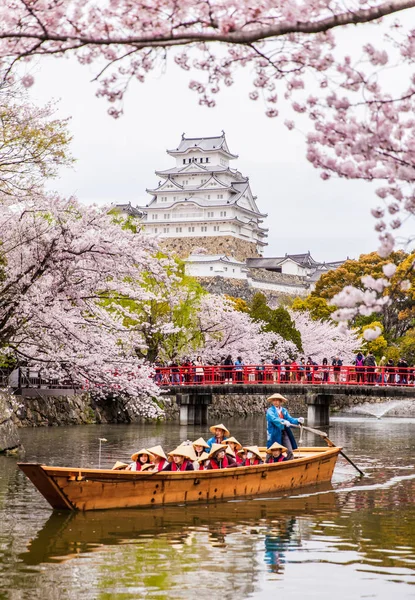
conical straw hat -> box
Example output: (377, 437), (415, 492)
(140, 463), (155, 472)
(225, 446), (235, 457)
(266, 442), (287, 454)
(192, 437), (210, 449)
(177, 442), (197, 461)
(243, 446), (263, 460)
(146, 445), (167, 460)
(197, 452), (210, 463)
(111, 461), (129, 471)
(224, 436), (242, 450)
(207, 443), (228, 459)
(209, 423), (230, 437)
(267, 393), (288, 403)
(131, 448), (154, 462)
(168, 445), (194, 460)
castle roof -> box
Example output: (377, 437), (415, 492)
(186, 254), (246, 266)
(247, 253), (345, 272)
(155, 165), (243, 178)
(111, 203), (143, 217)
(167, 133), (237, 159)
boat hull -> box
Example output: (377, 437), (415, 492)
(18, 446), (341, 511)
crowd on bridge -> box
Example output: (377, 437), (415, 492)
(112, 393), (304, 472)
(154, 353), (415, 386)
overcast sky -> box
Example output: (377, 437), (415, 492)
(27, 50), (387, 263)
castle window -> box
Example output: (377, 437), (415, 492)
(201, 226), (207, 232)
(163, 227), (169, 233)
(217, 194), (223, 199)
(152, 214), (158, 220)
(214, 225), (219, 232)
(183, 159), (186, 164)
(220, 211), (227, 217)
(207, 195), (210, 200)
(164, 214), (170, 219)
(206, 158), (209, 163)
(188, 226), (195, 232)
(210, 266), (213, 271)
(224, 267), (228, 271)
(176, 227), (182, 233)
(208, 211), (214, 217)
(154, 228), (158, 233)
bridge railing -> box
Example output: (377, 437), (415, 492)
(155, 364), (415, 387)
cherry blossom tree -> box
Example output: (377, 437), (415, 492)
(187, 295), (297, 363)
(0, 194), (182, 418)
(291, 310), (358, 362)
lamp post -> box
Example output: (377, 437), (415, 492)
(98, 438), (107, 469)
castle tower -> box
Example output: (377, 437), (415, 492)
(137, 133), (268, 260)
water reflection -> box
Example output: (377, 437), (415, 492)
(20, 485), (337, 566)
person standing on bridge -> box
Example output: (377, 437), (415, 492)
(266, 393), (304, 460)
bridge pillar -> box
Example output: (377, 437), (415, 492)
(306, 394), (332, 428)
(177, 393), (211, 425)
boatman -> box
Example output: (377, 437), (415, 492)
(266, 393), (304, 460)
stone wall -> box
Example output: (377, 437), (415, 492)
(197, 277), (295, 303)
(1, 392), (176, 432)
(0, 393), (20, 452)
(160, 236), (260, 261)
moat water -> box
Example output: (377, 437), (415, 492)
(0, 416), (414, 599)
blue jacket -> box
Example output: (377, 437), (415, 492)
(266, 405), (299, 449)
(206, 435), (229, 450)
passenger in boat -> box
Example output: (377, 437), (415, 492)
(206, 423), (230, 450)
(163, 446), (195, 471)
(146, 445), (168, 471)
(192, 438), (209, 470)
(197, 452), (210, 470)
(206, 443), (237, 469)
(266, 442), (288, 463)
(237, 448), (247, 464)
(128, 449), (154, 471)
(241, 446), (264, 466)
(223, 436), (243, 464)
(111, 461), (129, 471)
(192, 437), (210, 459)
(266, 393), (304, 460)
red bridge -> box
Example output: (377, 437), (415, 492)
(156, 364), (414, 387)
(157, 364), (415, 428)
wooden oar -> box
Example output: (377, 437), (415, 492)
(292, 424), (365, 477)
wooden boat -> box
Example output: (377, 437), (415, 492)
(18, 446), (341, 511)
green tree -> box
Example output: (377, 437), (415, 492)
(0, 84), (73, 197)
(398, 329), (415, 365)
(291, 296), (334, 321)
(104, 256), (206, 363)
(225, 295), (250, 313)
(249, 292), (302, 351)
(360, 322), (388, 359)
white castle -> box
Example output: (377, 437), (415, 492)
(136, 132), (267, 260)
(115, 133), (344, 297)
